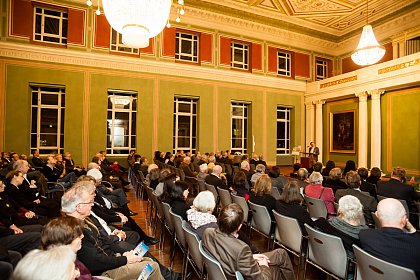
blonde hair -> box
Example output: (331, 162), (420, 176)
(253, 174), (272, 196)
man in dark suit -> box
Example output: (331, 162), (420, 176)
(43, 155), (76, 189)
(376, 167), (419, 213)
(240, 161), (253, 189)
(359, 198), (420, 278)
(204, 165), (227, 189)
(202, 203), (295, 280)
(357, 167), (377, 200)
(335, 171), (377, 225)
(308, 142), (319, 161)
(180, 156), (198, 178)
(30, 150), (45, 168)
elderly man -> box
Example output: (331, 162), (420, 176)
(359, 198), (420, 278)
(240, 161), (253, 188)
(197, 163), (209, 181)
(204, 165), (227, 189)
(180, 156), (198, 178)
(43, 155), (76, 189)
(202, 203), (295, 280)
(61, 181), (164, 280)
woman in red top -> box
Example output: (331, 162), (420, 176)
(304, 172), (336, 215)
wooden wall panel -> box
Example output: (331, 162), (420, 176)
(68, 8), (85, 46)
(200, 33), (213, 63)
(294, 52), (310, 78)
(161, 27), (176, 57)
(251, 43), (262, 71)
(267, 46), (277, 73)
(10, 0), (32, 38)
(327, 59), (333, 78)
(94, 14), (110, 48)
(219, 36), (231, 66)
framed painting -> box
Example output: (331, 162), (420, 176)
(329, 110), (355, 153)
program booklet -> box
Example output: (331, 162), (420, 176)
(133, 241), (149, 257)
(137, 263), (153, 280)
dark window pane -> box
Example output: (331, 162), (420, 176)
(41, 94), (58, 105)
(44, 17), (60, 35)
(40, 109), (58, 133)
(31, 134), (37, 148)
(60, 134), (64, 148)
(40, 133), (58, 147)
(192, 116), (196, 136)
(35, 15), (42, 33)
(131, 113), (136, 135)
(178, 103), (190, 113)
(62, 19), (68, 37)
(31, 108), (38, 133)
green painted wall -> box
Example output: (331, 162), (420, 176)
(382, 88), (420, 175)
(323, 98), (358, 167)
(5, 64), (85, 163)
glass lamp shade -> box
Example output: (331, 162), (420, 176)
(351, 25), (385, 66)
(102, 0), (172, 48)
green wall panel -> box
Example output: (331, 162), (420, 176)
(5, 64), (84, 163)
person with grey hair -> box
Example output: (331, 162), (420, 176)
(359, 198), (420, 278)
(250, 164), (265, 184)
(186, 191), (217, 237)
(205, 164), (227, 189)
(324, 167), (347, 194)
(335, 171), (377, 225)
(304, 172), (336, 215)
(12, 245), (78, 280)
(240, 160), (253, 188)
(197, 163), (209, 181)
(61, 181), (164, 280)
(180, 156), (198, 178)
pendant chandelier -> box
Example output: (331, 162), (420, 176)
(351, 0), (385, 66)
(87, 0), (185, 48)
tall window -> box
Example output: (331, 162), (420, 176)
(316, 59), (328, 80)
(34, 6), (68, 45)
(175, 32), (199, 63)
(231, 42), (249, 70)
(276, 107), (291, 155)
(231, 102), (248, 154)
(173, 97), (197, 154)
(110, 28), (139, 55)
(107, 91), (137, 155)
(278, 51), (291, 77)
(31, 86), (65, 154)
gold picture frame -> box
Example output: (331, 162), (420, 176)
(329, 110), (356, 153)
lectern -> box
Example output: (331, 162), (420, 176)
(300, 153), (315, 169)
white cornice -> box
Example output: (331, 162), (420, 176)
(0, 42), (306, 92)
(305, 52), (420, 102)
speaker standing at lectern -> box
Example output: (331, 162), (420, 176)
(308, 142), (319, 161)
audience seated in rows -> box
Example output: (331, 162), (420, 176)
(323, 167), (347, 194)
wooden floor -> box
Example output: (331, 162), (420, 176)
(127, 167), (323, 280)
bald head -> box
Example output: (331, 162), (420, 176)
(376, 198), (407, 228)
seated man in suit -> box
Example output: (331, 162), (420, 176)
(30, 149), (45, 168)
(180, 156), (198, 178)
(202, 203), (295, 280)
(335, 171), (377, 225)
(377, 167), (419, 214)
(357, 167), (378, 200)
(359, 198), (420, 278)
(204, 165), (227, 189)
(43, 155), (76, 189)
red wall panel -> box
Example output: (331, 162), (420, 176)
(200, 33), (213, 63)
(162, 27), (176, 57)
(11, 0), (32, 38)
(140, 38), (154, 54)
(251, 43), (262, 71)
(94, 14), (110, 48)
(327, 59), (333, 78)
(294, 52), (310, 78)
(267, 46), (277, 73)
(219, 36), (231, 66)
(68, 8), (85, 45)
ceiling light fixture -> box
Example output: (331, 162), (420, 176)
(89, 0), (186, 49)
(351, 0), (385, 66)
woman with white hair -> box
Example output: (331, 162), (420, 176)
(304, 171), (336, 216)
(186, 191), (217, 238)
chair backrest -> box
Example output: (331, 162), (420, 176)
(271, 187), (281, 200)
(304, 194), (328, 219)
(235, 271), (245, 280)
(231, 194), (249, 223)
(161, 202), (174, 232)
(248, 201), (272, 237)
(169, 208), (187, 249)
(217, 187), (232, 208)
(353, 245), (417, 280)
(182, 221), (204, 273)
(305, 224), (348, 279)
(272, 210), (303, 254)
(198, 179), (206, 192)
(150, 191), (164, 219)
(205, 183), (219, 203)
(199, 241), (228, 280)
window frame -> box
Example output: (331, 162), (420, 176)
(110, 28), (140, 55)
(173, 97), (198, 154)
(276, 106), (291, 155)
(230, 41), (250, 70)
(316, 58), (328, 80)
(33, 5), (68, 46)
(175, 30), (200, 63)
(277, 51), (292, 77)
(106, 90), (137, 155)
(231, 102), (249, 154)
(30, 85), (65, 155)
